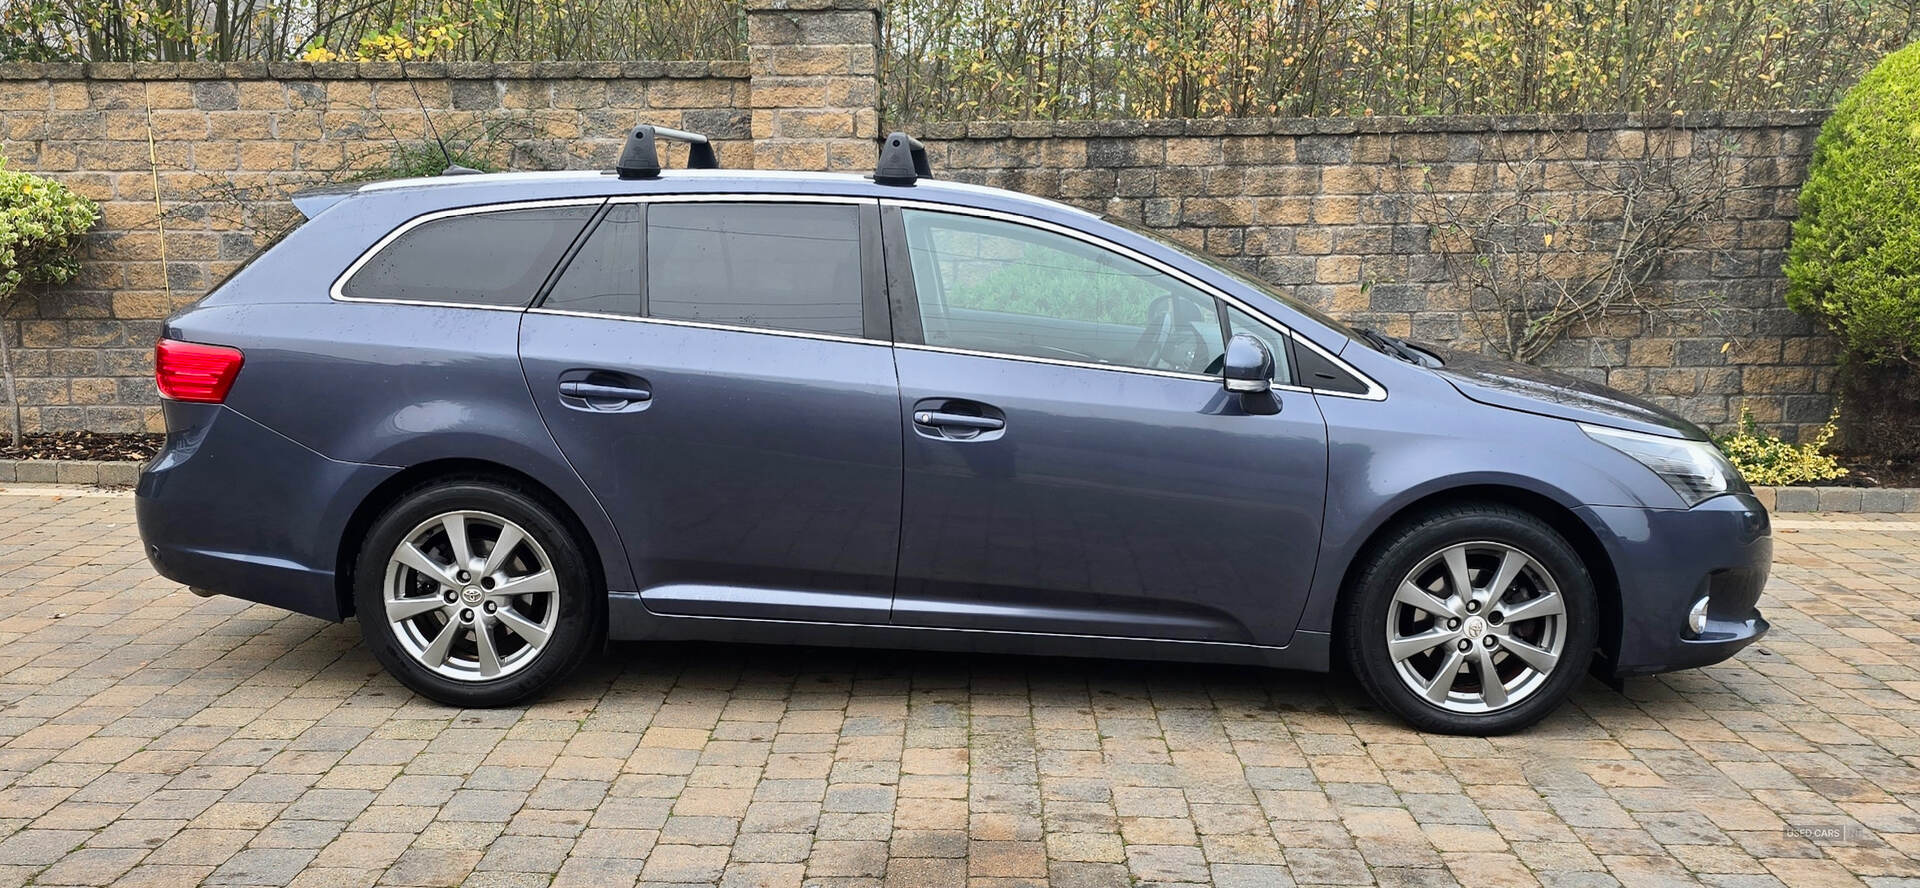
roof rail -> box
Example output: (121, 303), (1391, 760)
(873, 132), (930, 185)
(616, 124), (720, 180)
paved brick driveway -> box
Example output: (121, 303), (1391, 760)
(1, 486), (1917, 888)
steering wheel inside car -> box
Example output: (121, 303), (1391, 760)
(1131, 295), (1214, 372)
(1131, 295), (1176, 368)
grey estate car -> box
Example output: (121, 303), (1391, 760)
(136, 127), (1772, 734)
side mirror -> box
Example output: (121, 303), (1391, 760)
(1222, 333), (1274, 394)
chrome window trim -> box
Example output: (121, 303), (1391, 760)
(525, 306), (883, 347)
(882, 198), (1387, 401)
(329, 197), (609, 308)
(898, 340), (1317, 391)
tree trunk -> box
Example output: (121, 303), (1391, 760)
(0, 316), (19, 449)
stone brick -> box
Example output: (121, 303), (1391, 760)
(191, 80), (238, 110)
(1164, 138), (1221, 165)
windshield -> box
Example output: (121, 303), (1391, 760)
(1102, 215), (1362, 342)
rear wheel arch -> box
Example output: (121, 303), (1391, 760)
(335, 459), (606, 621)
(1333, 485), (1622, 671)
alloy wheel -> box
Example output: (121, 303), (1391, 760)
(1385, 541), (1568, 714)
(382, 509), (560, 682)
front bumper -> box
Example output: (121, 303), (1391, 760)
(1580, 493), (1772, 677)
(136, 401), (396, 621)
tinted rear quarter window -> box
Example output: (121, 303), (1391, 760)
(543, 204), (643, 316)
(343, 204), (596, 307)
(646, 203), (864, 337)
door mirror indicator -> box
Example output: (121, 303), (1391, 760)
(1223, 333), (1274, 394)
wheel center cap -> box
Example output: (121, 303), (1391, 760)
(1463, 616), (1487, 639)
(460, 586), (483, 605)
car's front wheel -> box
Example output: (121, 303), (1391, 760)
(354, 480), (601, 707)
(1343, 505), (1597, 735)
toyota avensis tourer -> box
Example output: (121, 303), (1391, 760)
(135, 127), (1772, 734)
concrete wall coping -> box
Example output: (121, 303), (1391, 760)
(0, 60), (750, 81)
(743, 0), (881, 10)
(911, 110), (1830, 140)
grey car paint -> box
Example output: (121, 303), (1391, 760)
(137, 167), (1770, 681)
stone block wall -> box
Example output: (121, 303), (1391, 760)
(0, 0), (1839, 440)
(920, 113), (1837, 441)
(746, 0), (883, 171)
(0, 61), (751, 433)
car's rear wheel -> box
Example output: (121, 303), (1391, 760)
(354, 480), (600, 706)
(1343, 505), (1597, 735)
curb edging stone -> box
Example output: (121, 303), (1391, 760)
(1752, 486), (1919, 513)
(0, 459), (143, 487)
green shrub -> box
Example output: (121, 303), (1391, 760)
(1714, 407), (1849, 486)
(0, 156), (97, 301)
(0, 155), (99, 445)
(1785, 42), (1920, 366)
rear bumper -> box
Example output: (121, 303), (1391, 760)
(1580, 493), (1772, 677)
(136, 401), (395, 621)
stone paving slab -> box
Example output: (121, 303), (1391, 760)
(1, 488), (1918, 887)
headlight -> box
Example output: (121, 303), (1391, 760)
(1582, 424), (1748, 507)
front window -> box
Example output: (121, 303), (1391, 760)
(902, 209), (1285, 378)
(1105, 215), (1361, 344)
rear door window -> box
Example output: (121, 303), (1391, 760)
(645, 202), (866, 337)
(342, 203), (597, 307)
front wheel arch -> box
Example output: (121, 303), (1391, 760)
(1332, 485), (1622, 678)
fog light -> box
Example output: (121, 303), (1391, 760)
(1687, 597), (1710, 636)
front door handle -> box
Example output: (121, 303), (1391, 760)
(913, 410), (1003, 431)
(560, 380), (651, 402)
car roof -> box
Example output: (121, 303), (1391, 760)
(311, 168), (1103, 229)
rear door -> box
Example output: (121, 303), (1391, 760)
(884, 205), (1330, 646)
(518, 197), (903, 622)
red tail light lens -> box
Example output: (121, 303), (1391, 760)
(155, 339), (245, 403)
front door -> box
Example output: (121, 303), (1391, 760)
(886, 207), (1329, 645)
(519, 198), (903, 623)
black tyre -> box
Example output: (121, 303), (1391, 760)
(1341, 504), (1597, 735)
(354, 479), (601, 707)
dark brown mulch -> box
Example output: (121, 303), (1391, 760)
(1830, 457), (1920, 490)
(0, 431), (163, 462)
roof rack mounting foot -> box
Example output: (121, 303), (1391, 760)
(616, 124), (720, 180)
(873, 132), (930, 185)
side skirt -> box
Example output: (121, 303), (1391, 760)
(606, 591), (1333, 671)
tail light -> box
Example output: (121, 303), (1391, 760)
(155, 339), (245, 403)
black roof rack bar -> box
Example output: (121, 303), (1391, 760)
(616, 124), (720, 180)
(873, 132), (930, 185)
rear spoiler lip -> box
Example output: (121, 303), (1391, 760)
(290, 183), (362, 219)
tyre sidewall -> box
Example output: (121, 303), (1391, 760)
(354, 481), (598, 707)
(1347, 508), (1598, 735)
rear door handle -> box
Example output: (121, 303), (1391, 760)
(560, 380), (651, 402)
(913, 411), (1003, 431)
